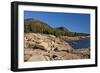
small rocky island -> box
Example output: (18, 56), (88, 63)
(24, 18), (90, 62)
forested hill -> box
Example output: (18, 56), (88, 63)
(24, 18), (90, 37)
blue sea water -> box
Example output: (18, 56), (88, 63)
(67, 38), (90, 49)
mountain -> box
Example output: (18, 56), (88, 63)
(24, 18), (89, 37)
(56, 27), (70, 32)
(24, 18), (52, 29)
(24, 18), (69, 32)
(24, 18), (54, 33)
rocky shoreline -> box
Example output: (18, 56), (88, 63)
(24, 33), (90, 62)
(61, 36), (90, 42)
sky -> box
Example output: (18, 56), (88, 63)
(24, 11), (90, 34)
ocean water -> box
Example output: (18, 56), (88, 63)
(67, 38), (90, 49)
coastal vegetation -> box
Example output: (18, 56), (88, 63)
(24, 18), (90, 37)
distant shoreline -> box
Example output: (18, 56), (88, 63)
(60, 36), (90, 42)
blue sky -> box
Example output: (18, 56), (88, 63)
(24, 11), (90, 33)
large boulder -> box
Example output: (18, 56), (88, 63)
(24, 33), (73, 52)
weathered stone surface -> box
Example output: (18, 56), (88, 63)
(24, 33), (90, 62)
(28, 55), (50, 61)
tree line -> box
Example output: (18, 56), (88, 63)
(24, 24), (89, 37)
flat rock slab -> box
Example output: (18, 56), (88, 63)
(28, 55), (50, 62)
